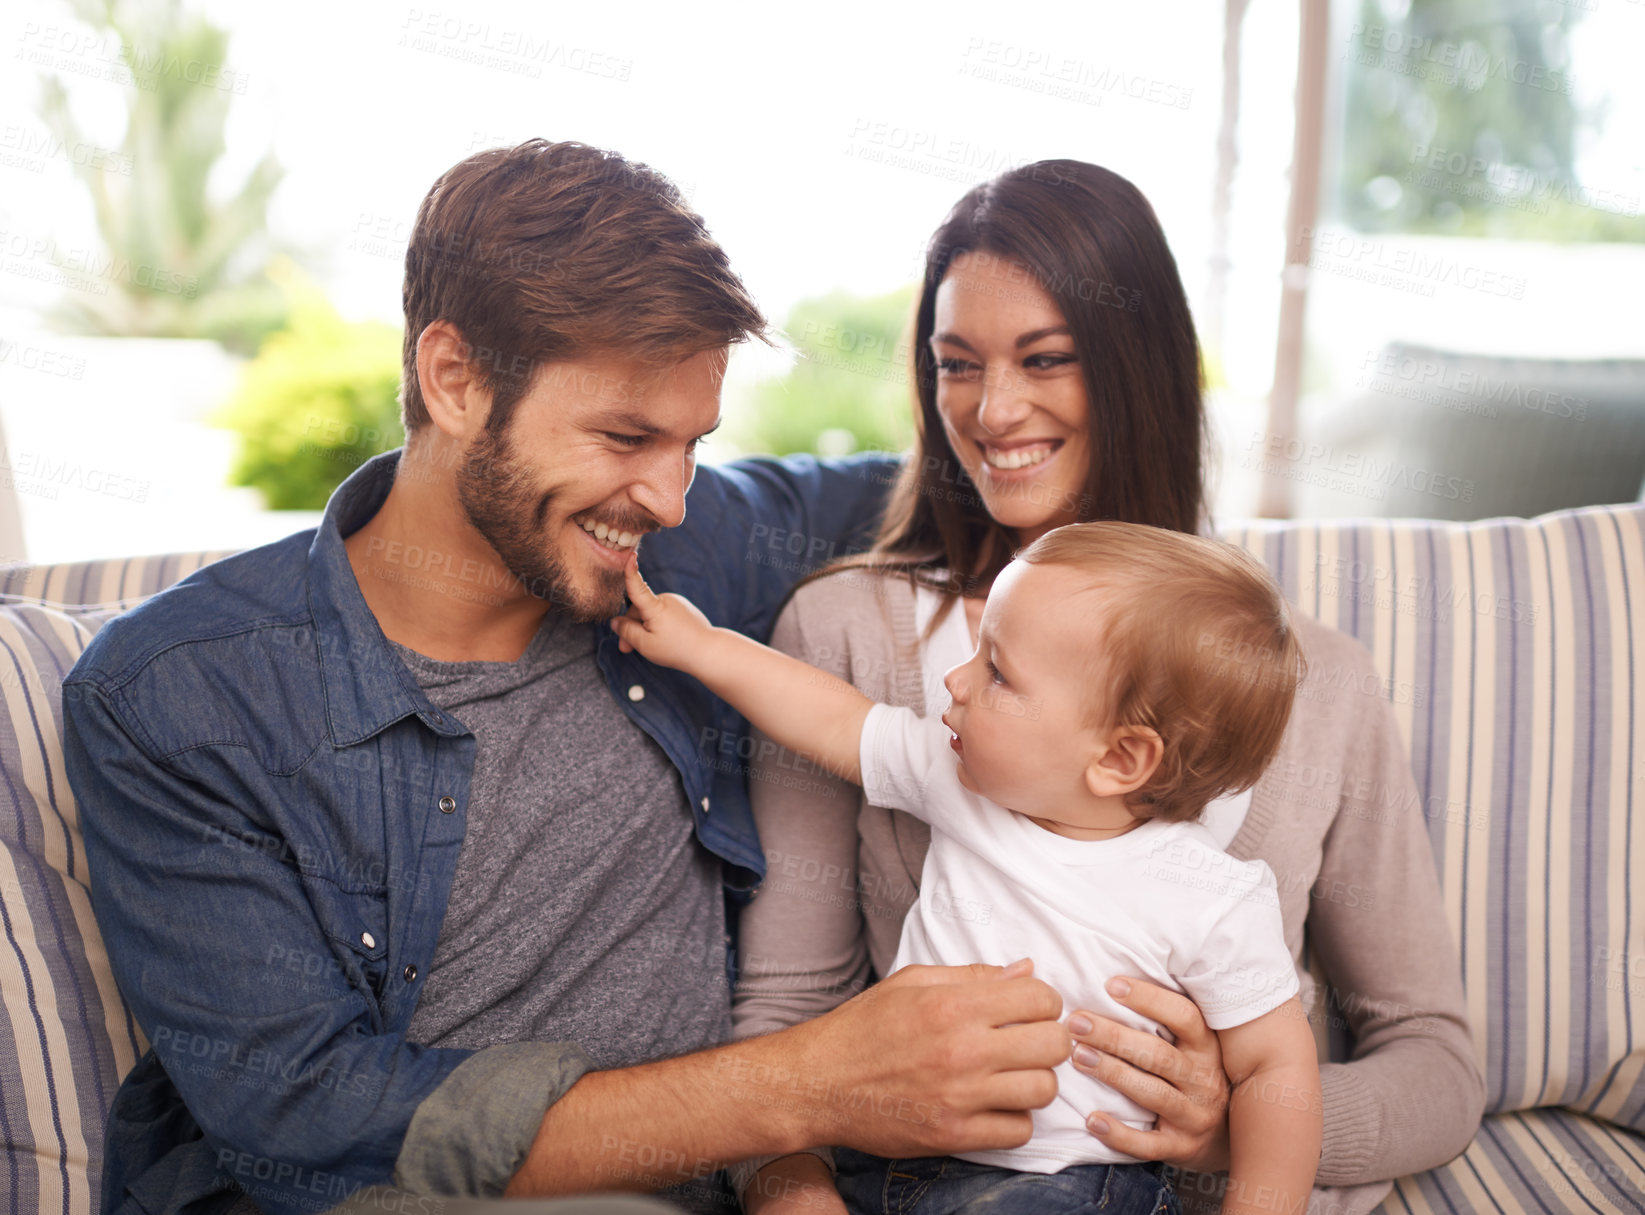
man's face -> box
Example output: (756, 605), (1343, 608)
(455, 348), (724, 622)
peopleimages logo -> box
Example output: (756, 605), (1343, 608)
(1243, 431), (1475, 504)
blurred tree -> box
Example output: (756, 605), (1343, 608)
(736, 285), (919, 457)
(37, 0), (289, 352)
(1338, 0), (1644, 240)
(213, 260), (403, 509)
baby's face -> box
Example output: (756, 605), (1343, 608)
(941, 560), (1120, 827)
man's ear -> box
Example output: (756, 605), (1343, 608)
(1083, 725), (1164, 800)
(416, 320), (488, 441)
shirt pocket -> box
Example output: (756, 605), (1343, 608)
(300, 873), (391, 1010)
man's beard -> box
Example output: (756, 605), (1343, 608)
(455, 422), (636, 623)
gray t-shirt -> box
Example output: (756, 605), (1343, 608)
(396, 614), (730, 1069)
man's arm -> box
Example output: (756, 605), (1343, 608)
(504, 960), (1070, 1198)
(610, 557), (872, 785)
(1217, 997), (1322, 1215)
(63, 677), (498, 1215)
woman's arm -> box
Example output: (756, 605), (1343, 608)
(1300, 675), (1485, 1185)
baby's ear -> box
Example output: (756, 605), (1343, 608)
(1083, 725), (1164, 800)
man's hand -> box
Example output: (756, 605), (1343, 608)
(609, 553), (716, 672)
(785, 959), (1070, 1158)
(504, 959), (1067, 1199)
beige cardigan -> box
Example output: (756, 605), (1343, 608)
(729, 568), (1484, 1215)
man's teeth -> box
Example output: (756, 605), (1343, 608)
(579, 518), (640, 551)
(982, 444), (1054, 471)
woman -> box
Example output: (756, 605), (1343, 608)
(731, 161), (1484, 1215)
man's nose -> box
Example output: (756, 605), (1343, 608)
(629, 448), (692, 531)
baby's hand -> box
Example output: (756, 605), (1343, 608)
(608, 552), (715, 672)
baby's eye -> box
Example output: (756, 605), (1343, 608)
(986, 661), (1006, 686)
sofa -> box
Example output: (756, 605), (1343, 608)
(3, 503), (1643, 1214)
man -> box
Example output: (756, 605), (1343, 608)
(64, 140), (1069, 1215)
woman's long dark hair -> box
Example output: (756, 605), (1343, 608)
(814, 159), (1209, 633)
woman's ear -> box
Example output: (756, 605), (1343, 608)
(416, 320), (488, 441)
(1083, 725), (1164, 799)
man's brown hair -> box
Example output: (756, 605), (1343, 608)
(1019, 522), (1306, 823)
(399, 139), (765, 432)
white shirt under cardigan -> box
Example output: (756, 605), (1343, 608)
(855, 588), (1296, 1175)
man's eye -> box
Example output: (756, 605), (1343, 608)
(606, 433), (646, 447)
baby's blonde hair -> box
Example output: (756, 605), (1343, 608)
(1018, 522), (1305, 823)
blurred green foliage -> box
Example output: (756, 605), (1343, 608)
(38, 0), (289, 351)
(214, 261), (403, 510)
(1338, 0), (1644, 241)
(735, 286), (920, 457)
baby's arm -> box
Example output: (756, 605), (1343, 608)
(1215, 996), (1321, 1215)
(609, 554), (872, 785)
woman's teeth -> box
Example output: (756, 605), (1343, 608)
(982, 443), (1055, 471)
(579, 517), (640, 551)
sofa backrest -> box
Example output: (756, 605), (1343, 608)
(1225, 503), (1645, 1129)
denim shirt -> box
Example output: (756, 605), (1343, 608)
(63, 448), (898, 1215)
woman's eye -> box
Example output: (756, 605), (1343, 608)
(1023, 353), (1075, 371)
(937, 357), (982, 380)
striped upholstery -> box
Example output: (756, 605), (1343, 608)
(0, 603), (125, 1215)
(0, 552), (235, 614)
(1379, 1108), (1645, 1214)
(0, 553), (231, 1215)
(1225, 504), (1645, 1130)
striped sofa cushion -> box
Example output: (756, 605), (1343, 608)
(0, 602), (131, 1215)
(1224, 504), (1645, 1132)
(1377, 1107), (1645, 1214)
(0, 553), (229, 1215)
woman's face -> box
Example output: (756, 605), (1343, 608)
(930, 250), (1093, 547)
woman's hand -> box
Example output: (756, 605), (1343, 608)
(1067, 976), (1232, 1174)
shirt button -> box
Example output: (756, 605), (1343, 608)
(404, 964), (418, 983)
(360, 932), (376, 949)
(438, 795), (456, 814)
(700, 796), (711, 814)
(627, 684), (645, 702)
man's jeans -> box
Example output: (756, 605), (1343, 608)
(833, 1147), (1183, 1215)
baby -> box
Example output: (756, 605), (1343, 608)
(611, 521), (1320, 1215)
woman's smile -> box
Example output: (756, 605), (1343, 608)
(977, 438), (1064, 478)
